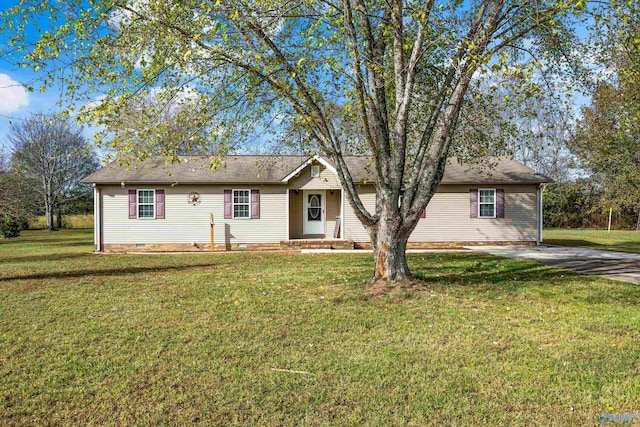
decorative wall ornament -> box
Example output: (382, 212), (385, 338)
(188, 192), (201, 205)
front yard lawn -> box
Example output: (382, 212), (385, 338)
(544, 228), (640, 254)
(1, 230), (639, 425)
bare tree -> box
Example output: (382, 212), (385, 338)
(9, 115), (99, 231)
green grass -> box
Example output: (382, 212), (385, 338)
(544, 228), (640, 254)
(1, 230), (639, 425)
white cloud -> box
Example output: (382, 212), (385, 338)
(0, 74), (29, 114)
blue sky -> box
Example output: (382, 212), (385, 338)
(0, 1), (66, 154)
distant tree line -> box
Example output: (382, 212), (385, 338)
(544, 180), (638, 230)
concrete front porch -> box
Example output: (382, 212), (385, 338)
(280, 239), (354, 250)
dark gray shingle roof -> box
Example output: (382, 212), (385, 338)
(82, 155), (551, 185)
(83, 156), (308, 184)
(441, 157), (551, 184)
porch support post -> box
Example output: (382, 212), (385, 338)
(340, 188), (344, 240)
(286, 189), (290, 241)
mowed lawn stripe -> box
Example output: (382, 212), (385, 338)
(544, 228), (640, 254)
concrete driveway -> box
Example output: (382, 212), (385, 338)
(467, 245), (640, 284)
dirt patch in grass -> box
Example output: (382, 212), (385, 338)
(365, 278), (431, 299)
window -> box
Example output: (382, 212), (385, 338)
(307, 194), (322, 221)
(478, 189), (496, 218)
(311, 165), (320, 178)
(138, 189), (155, 219)
(233, 189), (250, 219)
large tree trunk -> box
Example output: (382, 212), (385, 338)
(56, 207), (63, 229)
(45, 202), (54, 231)
(371, 206), (412, 282)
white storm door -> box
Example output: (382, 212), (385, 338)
(303, 190), (325, 235)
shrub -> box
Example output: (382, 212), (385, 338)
(0, 216), (22, 238)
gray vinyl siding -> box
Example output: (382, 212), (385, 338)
(100, 184), (287, 245)
(99, 175), (537, 245)
(324, 190), (341, 237)
(342, 185), (376, 242)
(342, 184), (538, 243)
(410, 184), (537, 242)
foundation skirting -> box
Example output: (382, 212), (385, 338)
(101, 240), (535, 253)
(353, 241), (536, 249)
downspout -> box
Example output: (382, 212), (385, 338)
(537, 183), (545, 245)
(93, 184), (102, 252)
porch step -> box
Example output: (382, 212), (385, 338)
(280, 239), (355, 250)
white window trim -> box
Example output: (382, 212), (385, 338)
(311, 165), (320, 178)
(137, 189), (156, 220)
(232, 189), (252, 220)
(478, 188), (496, 219)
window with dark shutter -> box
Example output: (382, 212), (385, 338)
(232, 189), (250, 219)
(478, 189), (496, 218)
(137, 189), (155, 219)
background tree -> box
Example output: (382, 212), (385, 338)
(8, 115), (99, 231)
(105, 89), (222, 158)
(506, 93), (575, 182)
(455, 74), (576, 181)
(0, 146), (29, 237)
(2, 0), (592, 282)
(568, 0), (640, 228)
(543, 179), (605, 229)
(569, 80), (640, 227)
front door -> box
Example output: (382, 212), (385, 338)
(303, 190), (325, 235)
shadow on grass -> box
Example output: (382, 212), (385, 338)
(413, 260), (570, 287)
(0, 252), (93, 265)
(546, 238), (640, 254)
(51, 241), (93, 247)
(4, 242), (639, 306)
(0, 238), (91, 245)
(0, 259), (221, 283)
(409, 254), (640, 304)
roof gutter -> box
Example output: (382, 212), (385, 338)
(537, 182), (549, 245)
